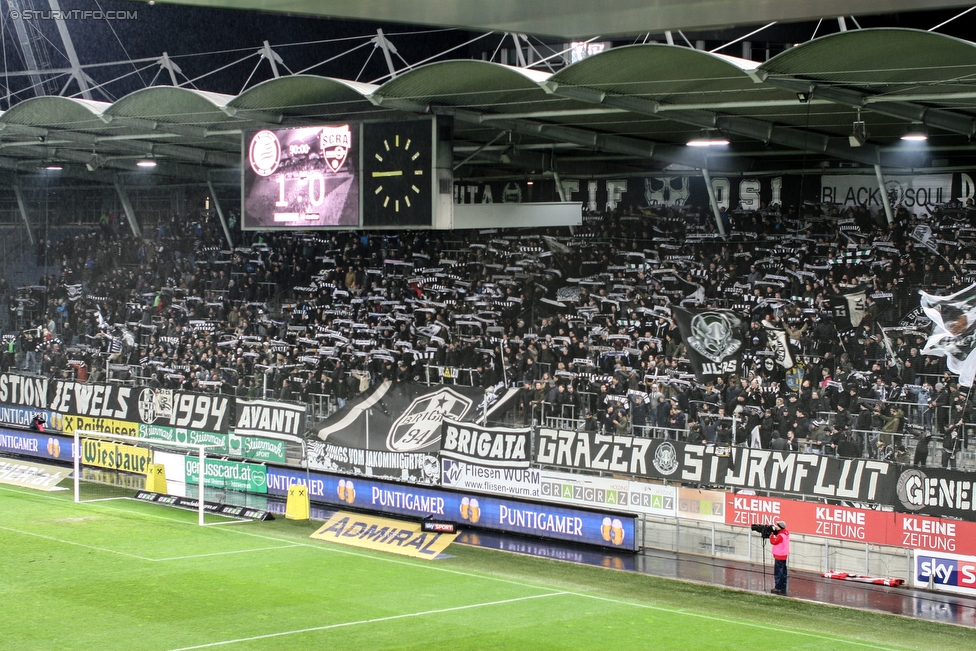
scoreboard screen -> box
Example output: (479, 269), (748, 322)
(242, 124), (360, 230)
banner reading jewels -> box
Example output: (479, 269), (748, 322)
(535, 429), (897, 503)
(0, 374), (233, 433)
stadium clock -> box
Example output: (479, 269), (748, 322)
(362, 119), (433, 227)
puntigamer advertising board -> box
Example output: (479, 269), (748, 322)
(266, 466), (638, 551)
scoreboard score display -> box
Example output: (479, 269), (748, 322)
(242, 119), (439, 230)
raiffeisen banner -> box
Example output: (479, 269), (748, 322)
(266, 466), (638, 551)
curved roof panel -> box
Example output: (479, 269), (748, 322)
(0, 96), (110, 130)
(230, 75), (379, 117)
(373, 60), (552, 111)
(105, 86), (235, 126)
(761, 28), (976, 90)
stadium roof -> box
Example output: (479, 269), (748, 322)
(149, 0), (976, 39)
(3, 28), (976, 184)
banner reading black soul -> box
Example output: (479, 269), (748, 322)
(672, 306), (744, 382)
(308, 381), (486, 484)
(535, 429), (897, 504)
(0, 374), (233, 433)
(894, 466), (976, 521)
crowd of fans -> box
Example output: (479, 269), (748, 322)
(1, 197), (974, 468)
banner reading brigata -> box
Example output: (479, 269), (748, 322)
(440, 420), (530, 466)
(535, 429), (897, 503)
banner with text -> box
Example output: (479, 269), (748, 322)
(724, 493), (976, 557)
(267, 466), (638, 550)
(535, 429), (897, 503)
(0, 374), (233, 433)
(820, 173), (952, 216)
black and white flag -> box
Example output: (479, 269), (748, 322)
(672, 306), (744, 381)
(920, 283), (976, 387)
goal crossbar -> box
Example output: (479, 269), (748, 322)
(72, 430), (216, 526)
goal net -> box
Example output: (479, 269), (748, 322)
(72, 430), (212, 525)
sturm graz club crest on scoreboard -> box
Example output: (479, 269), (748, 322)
(673, 306), (744, 380)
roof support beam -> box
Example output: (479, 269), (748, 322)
(13, 184), (34, 246)
(760, 75), (976, 137)
(545, 81), (883, 166)
(114, 177), (142, 238)
(370, 94), (748, 171)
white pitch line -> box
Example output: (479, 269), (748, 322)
(0, 525), (154, 561)
(0, 484), (933, 649)
(564, 590), (907, 651)
(150, 544), (302, 562)
(166, 591), (567, 651)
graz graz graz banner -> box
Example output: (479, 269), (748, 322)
(308, 381), (486, 484)
(0, 373), (233, 433)
(535, 428), (897, 504)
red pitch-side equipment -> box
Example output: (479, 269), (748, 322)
(821, 571), (905, 587)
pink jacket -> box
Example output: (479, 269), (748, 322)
(770, 529), (790, 560)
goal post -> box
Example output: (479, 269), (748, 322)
(72, 430), (209, 526)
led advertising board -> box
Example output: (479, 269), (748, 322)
(242, 124), (360, 229)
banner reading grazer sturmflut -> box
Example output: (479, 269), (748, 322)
(308, 381), (486, 484)
(672, 306), (743, 381)
(535, 428), (897, 503)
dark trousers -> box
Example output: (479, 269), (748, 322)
(774, 558), (788, 593)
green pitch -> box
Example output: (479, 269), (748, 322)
(1, 484), (972, 651)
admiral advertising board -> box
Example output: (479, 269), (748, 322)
(535, 429), (897, 503)
(913, 551), (976, 597)
(0, 375), (233, 433)
(266, 466), (638, 550)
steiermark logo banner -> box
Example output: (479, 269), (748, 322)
(139, 423), (229, 454)
(229, 433), (287, 463)
(184, 457), (267, 493)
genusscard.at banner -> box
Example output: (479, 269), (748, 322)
(671, 306), (743, 381)
(308, 382), (486, 484)
(535, 429), (896, 503)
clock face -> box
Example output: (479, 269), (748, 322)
(363, 120), (433, 228)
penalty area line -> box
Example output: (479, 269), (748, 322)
(166, 591), (567, 650)
(0, 524), (154, 561)
(149, 544), (303, 562)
